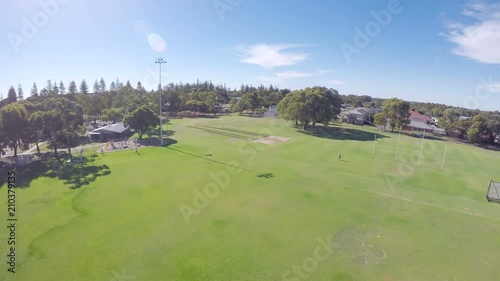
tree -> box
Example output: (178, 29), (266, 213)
(136, 81), (143, 91)
(7, 86), (17, 104)
(28, 111), (44, 154)
(185, 100), (209, 113)
(31, 83), (39, 97)
(80, 79), (89, 94)
(114, 78), (124, 90)
(374, 113), (387, 127)
(40, 88), (48, 97)
(0, 103), (29, 157)
(68, 81), (77, 94)
(59, 81), (66, 95)
(126, 80), (132, 88)
(102, 108), (124, 123)
(277, 87), (341, 130)
(99, 77), (106, 92)
(17, 84), (24, 100)
(46, 80), (52, 92)
(40, 98), (84, 156)
(93, 80), (100, 94)
(84, 95), (104, 124)
(110, 81), (117, 92)
(52, 82), (59, 94)
(467, 122), (483, 144)
(123, 105), (158, 139)
(382, 98), (410, 132)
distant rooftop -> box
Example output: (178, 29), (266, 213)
(92, 122), (128, 134)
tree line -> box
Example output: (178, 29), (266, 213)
(1, 77), (500, 159)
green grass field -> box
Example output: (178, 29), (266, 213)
(2, 115), (500, 281)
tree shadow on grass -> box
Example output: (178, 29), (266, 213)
(0, 154), (111, 190)
(166, 147), (263, 175)
(298, 126), (389, 141)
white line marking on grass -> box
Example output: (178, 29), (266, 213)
(343, 185), (500, 221)
(261, 154), (500, 221)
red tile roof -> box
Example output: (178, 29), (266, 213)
(409, 111), (431, 123)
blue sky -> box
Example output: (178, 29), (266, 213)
(1, 0), (500, 110)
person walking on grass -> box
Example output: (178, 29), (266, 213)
(338, 153), (342, 161)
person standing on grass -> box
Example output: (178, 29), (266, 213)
(338, 153), (342, 161)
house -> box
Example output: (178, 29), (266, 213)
(89, 122), (130, 142)
(431, 126), (446, 135)
(409, 111), (432, 124)
(342, 107), (370, 125)
(403, 119), (434, 133)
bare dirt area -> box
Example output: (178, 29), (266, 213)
(253, 135), (290, 145)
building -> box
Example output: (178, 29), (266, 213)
(403, 119), (434, 133)
(431, 126), (446, 135)
(409, 111), (432, 124)
(341, 107), (370, 125)
(89, 122), (130, 142)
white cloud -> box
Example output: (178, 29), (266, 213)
(276, 71), (314, 79)
(238, 44), (311, 68)
(327, 80), (346, 86)
(444, 2), (500, 64)
(317, 70), (333, 74)
(481, 83), (500, 93)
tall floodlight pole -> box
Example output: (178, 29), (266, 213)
(395, 126), (402, 161)
(155, 58), (166, 146)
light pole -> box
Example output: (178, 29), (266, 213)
(155, 58), (166, 146)
(166, 102), (170, 135)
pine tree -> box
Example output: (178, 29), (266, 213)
(110, 81), (117, 91)
(126, 80), (132, 88)
(17, 84), (24, 100)
(80, 79), (89, 94)
(52, 82), (59, 94)
(59, 81), (66, 94)
(7, 86), (17, 103)
(93, 80), (100, 94)
(115, 78), (121, 90)
(46, 80), (52, 91)
(31, 83), (38, 97)
(99, 77), (106, 92)
(68, 81), (77, 94)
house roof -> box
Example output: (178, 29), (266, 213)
(92, 122), (128, 134)
(409, 111), (431, 123)
(407, 120), (434, 131)
(346, 108), (369, 116)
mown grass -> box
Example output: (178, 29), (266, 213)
(1, 115), (500, 281)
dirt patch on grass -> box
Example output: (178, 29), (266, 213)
(253, 135), (290, 145)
